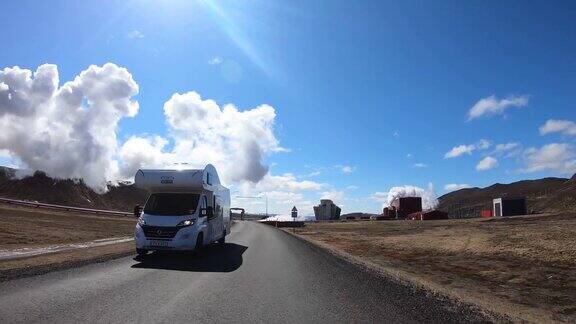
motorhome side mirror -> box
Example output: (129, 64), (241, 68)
(203, 206), (214, 218)
(133, 205), (142, 218)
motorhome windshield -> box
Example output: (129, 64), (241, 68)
(144, 193), (200, 216)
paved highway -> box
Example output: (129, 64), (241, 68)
(0, 221), (491, 323)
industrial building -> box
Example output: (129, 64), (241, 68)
(493, 197), (527, 217)
(407, 210), (449, 220)
(313, 199), (342, 221)
(390, 197), (422, 219)
(382, 207), (397, 219)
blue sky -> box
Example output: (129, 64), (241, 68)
(0, 0), (575, 215)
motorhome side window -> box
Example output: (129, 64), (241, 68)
(144, 193), (200, 216)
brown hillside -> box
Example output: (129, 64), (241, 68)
(438, 176), (576, 218)
(0, 168), (147, 211)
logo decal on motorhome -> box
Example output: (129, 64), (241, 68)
(160, 176), (174, 184)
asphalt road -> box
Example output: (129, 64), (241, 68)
(0, 221), (492, 323)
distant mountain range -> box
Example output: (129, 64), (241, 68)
(438, 174), (576, 218)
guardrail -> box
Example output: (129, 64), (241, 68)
(0, 197), (133, 217)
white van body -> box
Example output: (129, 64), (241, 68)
(133, 164), (231, 253)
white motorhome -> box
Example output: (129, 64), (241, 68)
(133, 164), (231, 256)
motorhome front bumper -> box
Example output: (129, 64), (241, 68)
(135, 224), (199, 251)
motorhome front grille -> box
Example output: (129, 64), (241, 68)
(142, 225), (180, 239)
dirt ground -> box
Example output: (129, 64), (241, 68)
(0, 202), (135, 249)
(0, 242), (135, 281)
(0, 202), (136, 280)
(295, 214), (576, 323)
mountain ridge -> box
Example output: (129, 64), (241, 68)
(438, 175), (576, 217)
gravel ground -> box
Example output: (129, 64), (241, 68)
(295, 214), (576, 323)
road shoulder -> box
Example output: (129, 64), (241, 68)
(281, 227), (522, 323)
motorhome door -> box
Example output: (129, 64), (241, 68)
(213, 195), (224, 240)
(206, 195), (217, 242)
(200, 195), (211, 242)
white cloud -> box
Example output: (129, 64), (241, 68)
(208, 56), (223, 65)
(0, 63), (139, 192)
(393, 131), (399, 138)
(539, 119), (576, 136)
(477, 139), (492, 150)
(444, 139), (492, 159)
(266, 191), (304, 204)
(119, 135), (170, 178)
(444, 144), (476, 158)
(494, 142), (519, 153)
(406, 153), (413, 159)
(126, 30), (144, 39)
(0, 149), (11, 158)
(253, 173), (324, 192)
(476, 156), (499, 171)
(370, 191), (388, 202)
(522, 143), (576, 174)
(300, 166), (325, 178)
(413, 163), (427, 168)
(337, 165), (356, 174)
(444, 183), (471, 192)
(467, 95), (529, 121)
(346, 185), (358, 190)
(121, 91), (289, 185)
(491, 142), (521, 158)
(305, 170), (321, 177)
(320, 190), (345, 203)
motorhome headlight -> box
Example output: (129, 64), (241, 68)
(137, 217), (146, 226)
(177, 219), (195, 227)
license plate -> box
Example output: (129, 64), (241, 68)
(149, 240), (169, 247)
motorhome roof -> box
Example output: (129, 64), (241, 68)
(134, 164), (223, 193)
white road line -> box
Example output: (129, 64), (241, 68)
(0, 237), (134, 260)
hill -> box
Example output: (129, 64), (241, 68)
(0, 167), (147, 211)
(438, 175), (576, 218)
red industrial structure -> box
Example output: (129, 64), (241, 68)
(391, 197), (423, 219)
(407, 210), (449, 220)
(480, 210), (493, 218)
(381, 196), (451, 221)
(382, 206), (397, 219)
